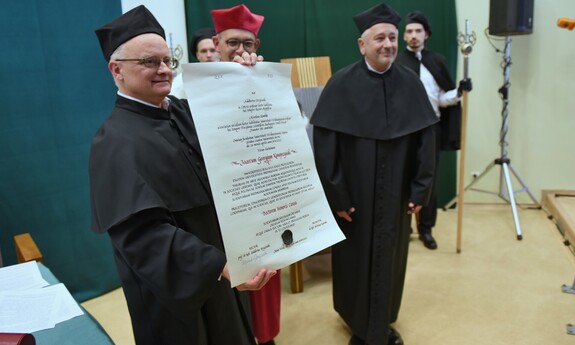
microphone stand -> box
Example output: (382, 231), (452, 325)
(446, 35), (540, 250)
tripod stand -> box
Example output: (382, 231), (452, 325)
(445, 36), (540, 240)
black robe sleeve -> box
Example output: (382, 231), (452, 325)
(312, 126), (353, 212)
(108, 207), (226, 316)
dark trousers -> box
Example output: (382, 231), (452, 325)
(418, 124), (441, 235)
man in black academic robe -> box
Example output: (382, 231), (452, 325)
(90, 6), (274, 345)
(395, 11), (471, 250)
(310, 3), (438, 345)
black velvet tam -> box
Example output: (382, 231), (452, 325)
(406, 11), (432, 36)
(95, 5), (165, 61)
(353, 2), (401, 35)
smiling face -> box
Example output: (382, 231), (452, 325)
(213, 28), (260, 62)
(109, 33), (173, 106)
(404, 23), (428, 52)
(358, 22), (398, 72)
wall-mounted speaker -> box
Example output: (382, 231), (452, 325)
(489, 0), (534, 36)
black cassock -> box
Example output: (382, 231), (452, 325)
(311, 60), (438, 345)
(89, 96), (255, 345)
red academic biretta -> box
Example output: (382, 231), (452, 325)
(211, 4), (264, 36)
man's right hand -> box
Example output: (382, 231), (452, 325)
(236, 268), (276, 291)
(233, 52), (264, 66)
(222, 264), (277, 291)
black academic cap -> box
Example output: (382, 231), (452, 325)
(95, 5), (165, 61)
(190, 27), (216, 54)
(353, 2), (401, 35)
(406, 11), (432, 36)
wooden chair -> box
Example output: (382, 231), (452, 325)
(280, 56), (332, 88)
(14, 233), (43, 263)
(280, 56), (332, 293)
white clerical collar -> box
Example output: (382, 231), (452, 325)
(406, 47), (424, 60)
(117, 91), (171, 110)
(365, 59), (392, 74)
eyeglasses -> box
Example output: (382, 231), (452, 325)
(115, 56), (179, 70)
(225, 39), (256, 52)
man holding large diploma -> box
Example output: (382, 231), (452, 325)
(89, 5), (275, 345)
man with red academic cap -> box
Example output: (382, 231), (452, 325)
(210, 5), (280, 345)
(212, 4), (264, 64)
(311, 2), (438, 345)
(90, 5), (276, 345)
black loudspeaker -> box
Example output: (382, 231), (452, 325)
(489, 0), (534, 36)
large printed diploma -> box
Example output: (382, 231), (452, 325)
(182, 62), (345, 287)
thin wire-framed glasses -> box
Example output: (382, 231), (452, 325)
(225, 39), (256, 52)
(115, 56), (179, 70)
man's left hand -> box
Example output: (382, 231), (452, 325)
(457, 78), (473, 96)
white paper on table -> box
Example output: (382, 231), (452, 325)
(0, 290), (56, 333)
(0, 283), (83, 333)
(45, 283), (84, 325)
(0, 261), (49, 291)
(182, 61), (345, 287)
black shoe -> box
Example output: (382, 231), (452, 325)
(419, 233), (438, 250)
(388, 327), (404, 345)
(349, 334), (366, 345)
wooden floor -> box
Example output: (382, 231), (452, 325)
(82, 201), (575, 345)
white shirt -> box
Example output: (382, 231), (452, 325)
(408, 48), (460, 118)
(365, 58), (392, 74)
(118, 91), (171, 110)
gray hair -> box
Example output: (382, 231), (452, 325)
(109, 43), (126, 88)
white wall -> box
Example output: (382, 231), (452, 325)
(454, 0), (575, 203)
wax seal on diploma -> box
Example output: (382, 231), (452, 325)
(281, 230), (293, 246)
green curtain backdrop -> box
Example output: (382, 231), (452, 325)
(0, 0), (456, 301)
(186, 0), (459, 206)
(0, 0), (122, 301)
